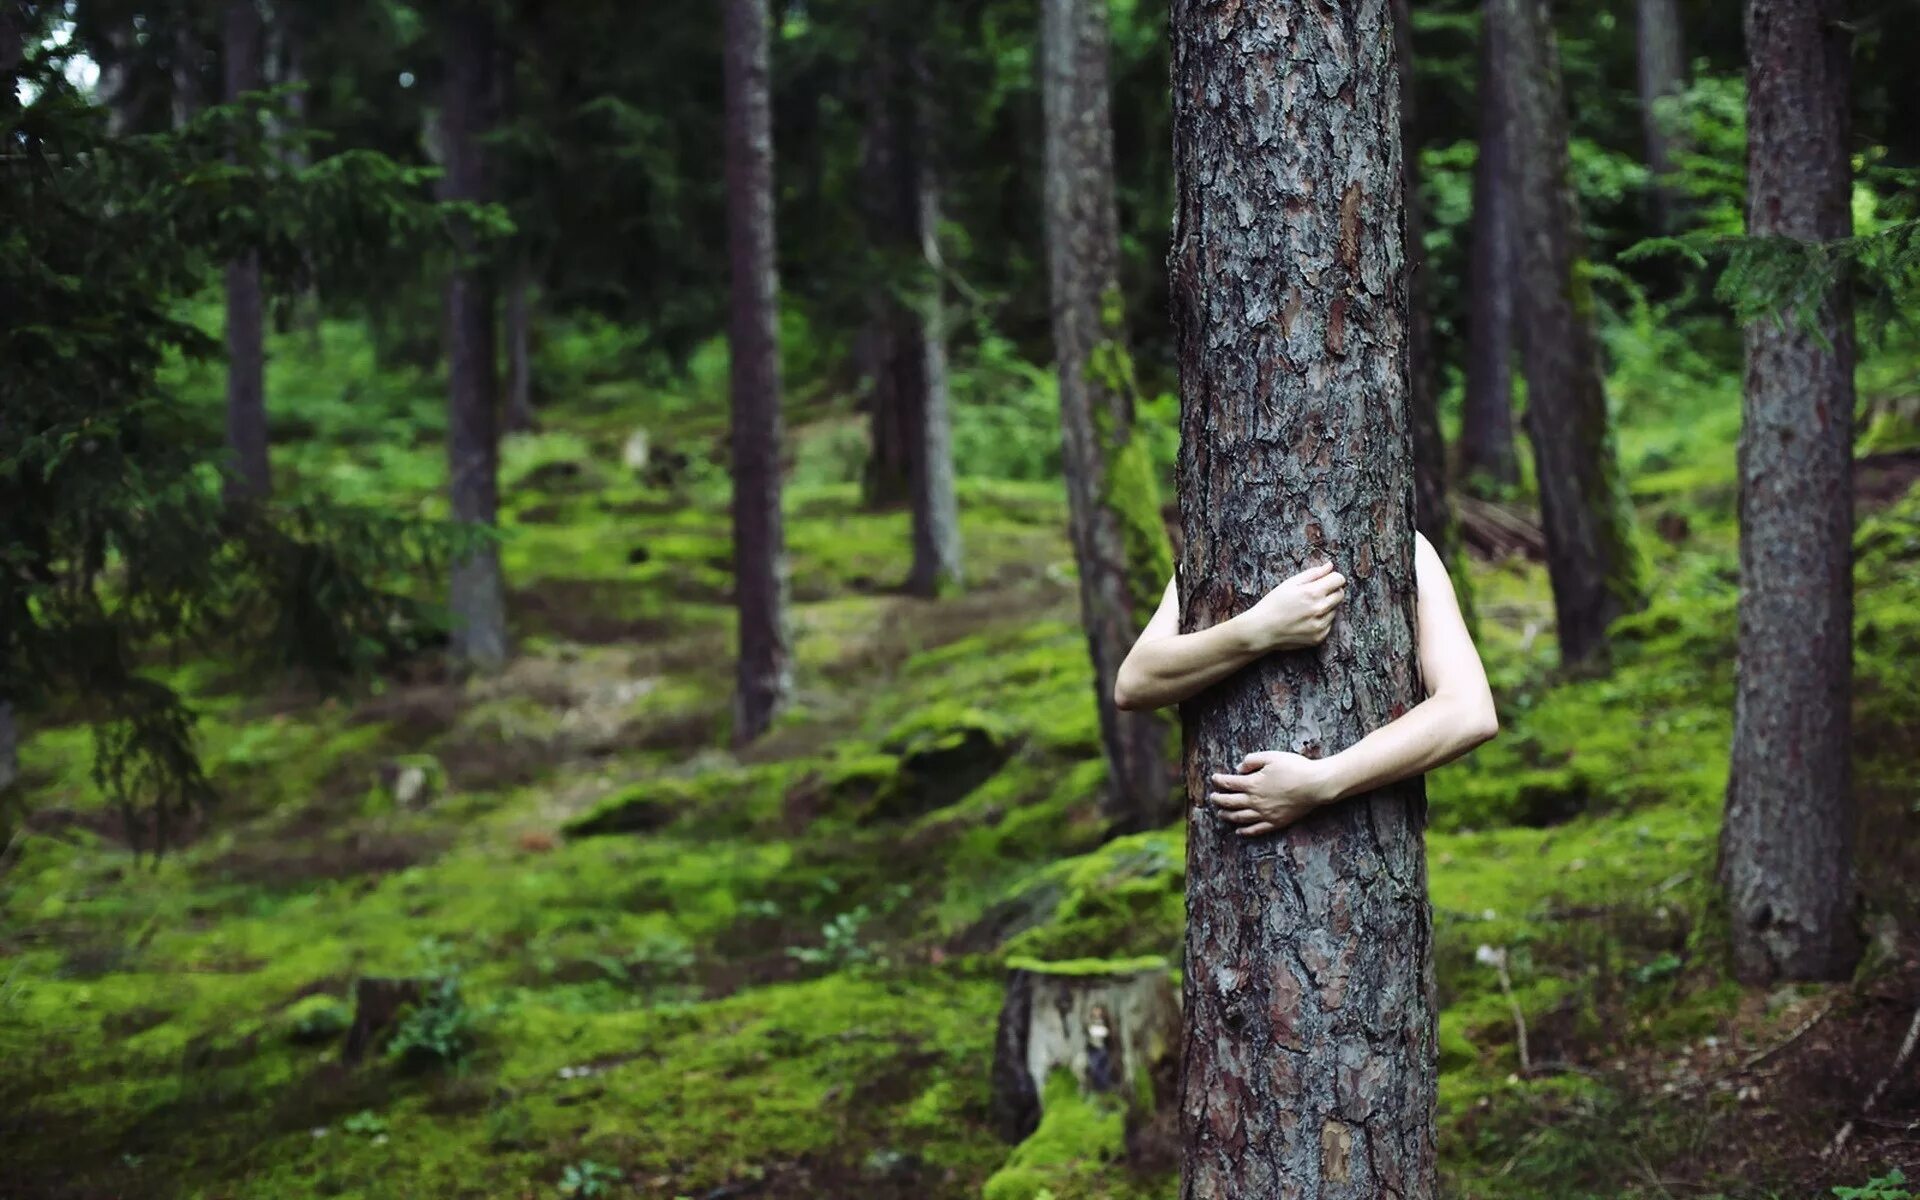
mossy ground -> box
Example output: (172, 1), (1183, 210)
(3, 312), (1918, 1199)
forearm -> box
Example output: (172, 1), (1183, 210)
(1315, 690), (1499, 804)
(1114, 615), (1266, 711)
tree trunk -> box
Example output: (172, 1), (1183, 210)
(0, 699), (17, 798)
(1391, 0), (1455, 561)
(171, 20), (201, 129)
(441, 0), (508, 671)
(1501, 0), (1644, 668)
(723, 0), (793, 743)
(902, 132), (964, 597)
(222, 0), (269, 504)
(857, 29), (913, 511)
(1041, 0), (1176, 836)
(503, 251), (538, 433)
(96, 21), (137, 136)
(1459, 0), (1520, 495)
(1719, 0), (1859, 984)
(1169, 2), (1437, 1195)
(858, 23), (964, 596)
(1636, 0), (1687, 233)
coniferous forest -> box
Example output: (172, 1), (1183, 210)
(5, 0), (1920, 1196)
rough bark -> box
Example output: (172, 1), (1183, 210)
(1501, 0), (1644, 668)
(1719, 0), (1859, 984)
(989, 960), (1181, 1141)
(1040, 0), (1176, 835)
(441, 0), (508, 671)
(222, 0), (269, 503)
(1390, 0), (1454, 560)
(1169, 2), (1437, 1195)
(1459, 0), (1520, 494)
(723, 0), (793, 742)
(1636, 0), (1688, 232)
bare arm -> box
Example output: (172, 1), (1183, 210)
(1113, 564), (1347, 712)
(1207, 532), (1499, 836)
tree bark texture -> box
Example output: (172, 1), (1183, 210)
(1459, 0), (1520, 494)
(441, 0), (509, 670)
(723, 0), (793, 742)
(1635, 0), (1687, 232)
(1168, 2), (1437, 1195)
(222, 0), (269, 503)
(1500, 0), (1644, 668)
(1720, 0), (1859, 984)
(1041, 0), (1177, 836)
(1390, 0), (1453, 561)
(903, 163), (964, 596)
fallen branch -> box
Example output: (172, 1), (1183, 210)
(1824, 1000), (1920, 1160)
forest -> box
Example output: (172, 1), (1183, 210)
(3, 0), (1920, 1196)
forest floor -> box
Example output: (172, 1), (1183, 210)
(2, 316), (1919, 1200)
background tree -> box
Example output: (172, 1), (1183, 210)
(1170, 0), (1436, 1193)
(723, 0), (792, 742)
(1459, 0), (1519, 495)
(1500, 0), (1644, 668)
(439, 0), (509, 670)
(1041, 0), (1176, 835)
(1636, 0), (1688, 233)
(1718, 0), (1860, 984)
(222, 0), (269, 502)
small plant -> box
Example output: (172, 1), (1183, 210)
(559, 1159), (622, 1197)
(341, 1110), (389, 1138)
(1834, 1170), (1913, 1200)
(387, 973), (475, 1070)
(786, 906), (882, 968)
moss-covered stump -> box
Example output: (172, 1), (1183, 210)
(988, 956), (1178, 1143)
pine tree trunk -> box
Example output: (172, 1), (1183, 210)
(1501, 0), (1643, 668)
(858, 30), (913, 511)
(1459, 0), (1520, 494)
(441, 0), (508, 671)
(903, 122), (964, 596)
(222, 0), (269, 503)
(1719, 0), (1859, 984)
(1391, 0), (1454, 561)
(1169, 2), (1437, 1194)
(97, 22), (137, 136)
(1636, 0), (1687, 233)
(503, 252), (538, 433)
(1041, 0), (1176, 836)
(171, 21), (200, 129)
(723, 0), (793, 742)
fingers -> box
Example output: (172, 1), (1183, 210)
(1288, 561), (1336, 585)
(1238, 752), (1275, 773)
(1238, 822), (1277, 837)
(1210, 800), (1264, 824)
(1209, 771), (1253, 793)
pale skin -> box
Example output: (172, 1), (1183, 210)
(1113, 531), (1499, 836)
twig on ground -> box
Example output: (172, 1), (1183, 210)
(1824, 999), (1920, 1160)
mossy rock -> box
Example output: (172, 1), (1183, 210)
(872, 707), (1020, 822)
(982, 1067), (1128, 1200)
(563, 779), (689, 838)
(780, 754), (899, 827)
(281, 993), (352, 1045)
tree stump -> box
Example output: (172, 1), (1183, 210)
(989, 956), (1179, 1142)
(341, 976), (426, 1064)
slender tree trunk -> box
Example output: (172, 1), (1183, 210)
(1459, 0), (1520, 495)
(1041, 0), (1177, 836)
(723, 0), (793, 742)
(96, 21), (137, 136)
(503, 251), (538, 433)
(1501, 0), (1644, 667)
(171, 20), (200, 129)
(903, 120), (964, 597)
(1170, 2), (1437, 1194)
(441, 0), (508, 670)
(221, 0), (269, 504)
(1719, 0), (1859, 984)
(858, 30), (913, 510)
(1391, 0), (1454, 560)
(0, 699), (16, 798)
(1636, 0), (1687, 232)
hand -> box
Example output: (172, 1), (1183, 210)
(1237, 561), (1346, 653)
(1207, 751), (1337, 837)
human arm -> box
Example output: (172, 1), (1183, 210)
(1207, 531), (1499, 836)
(1112, 562), (1348, 712)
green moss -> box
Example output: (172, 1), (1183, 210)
(981, 1068), (1128, 1200)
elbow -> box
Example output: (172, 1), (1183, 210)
(1113, 669), (1140, 712)
(1465, 702), (1500, 749)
